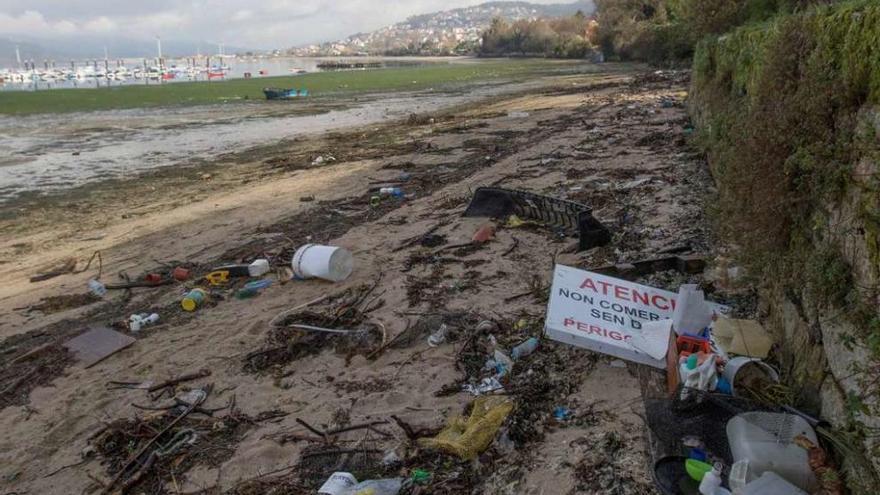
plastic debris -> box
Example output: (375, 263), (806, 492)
(462, 377), (504, 396)
(319, 472), (358, 495)
(510, 337), (538, 360)
(419, 396), (514, 459)
(553, 406), (572, 421)
(129, 313), (160, 332)
(88, 279), (107, 298)
(712, 318), (773, 358)
(672, 285), (714, 335)
(472, 223), (496, 243)
(410, 469), (431, 485)
(427, 323), (449, 347)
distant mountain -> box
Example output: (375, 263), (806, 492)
(0, 36), (250, 66)
(292, 0), (596, 56)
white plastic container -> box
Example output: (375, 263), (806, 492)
(739, 471), (806, 495)
(291, 244), (353, 282)
(726, 412), (817, 492)
(319, 472), (358, 495)
(248, 259), (270, 277)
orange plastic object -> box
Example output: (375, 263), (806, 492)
(472, 224), (496, 243)
(676, 334), (711, 357)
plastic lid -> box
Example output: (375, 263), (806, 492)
(181, 297), (197, 311)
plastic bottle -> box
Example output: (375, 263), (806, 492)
(348, 478), (403, 495)
(379, 187), (403, 197)
(88, 279), (107, 297)
(511, 337), (539, 360)
(235, 279), (273, 299)
(427, 324), (449, 347)
(699, 463), (723, 494)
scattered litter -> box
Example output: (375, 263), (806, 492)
(379, 187), (404, 198)
(510, 337), (538, 360)
(292, 244), (354, 282)
(427, 323), (449, 347)
(462, 377), (504, 396)
(553, 406), (572, 421)
(463, 187), (610, 251)
(410, 469), (431, 485)
(727, 412), (817, 492)
(87, 279), (107, 298)
(629, 320), (673, 360)
(236, 279), (273, 299)
(319, 472), (358, 495)
(672, 284), (715, 336)
(419, 396), (513, 459)
(722, 357), (780, 396)
(63, 326), (136, 368)
(471, 223), (496, 244)
(128, 313), (159, 332)
(712, 318), (773, 358)
(172, 266), (190, 281)
(181, 288), (208, 312)
(248, 259), (271, 277)
(590, 254), (706, 278)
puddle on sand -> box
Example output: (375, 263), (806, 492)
(0, 83), (514, 205)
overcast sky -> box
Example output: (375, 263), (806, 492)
(0, 0), (567, 49)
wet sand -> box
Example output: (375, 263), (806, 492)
(0, 65), (720, 494)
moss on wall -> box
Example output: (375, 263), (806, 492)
(689, 2), (880, 490)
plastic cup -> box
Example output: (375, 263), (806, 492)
(291, 244), (353, 282)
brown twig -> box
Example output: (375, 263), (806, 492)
(502, 236), (520, 257)
(147, 369), (212, 393)
(301, 448), (382, 459)
(101, 391), (206, 494)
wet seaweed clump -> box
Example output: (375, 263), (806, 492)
(243, 285), (388, 374)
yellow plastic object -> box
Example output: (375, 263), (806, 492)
(418, 396), (513, 460)
(181, 288), (207, 312)
(506, 215), (526, 228)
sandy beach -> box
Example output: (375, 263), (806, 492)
(0, 64), (726, 494)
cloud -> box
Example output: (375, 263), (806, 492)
(0, 0), (572, 49)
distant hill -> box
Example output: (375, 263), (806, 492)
(292, 0), (596, 56)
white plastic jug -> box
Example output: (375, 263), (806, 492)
(726, 412), (817, 492)
(739, 471), (806, 495)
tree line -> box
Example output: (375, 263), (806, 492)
(478, 11), (600, 58)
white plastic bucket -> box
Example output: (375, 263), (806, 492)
(292, 244), (353, 282)
(723, 357), (780, 395)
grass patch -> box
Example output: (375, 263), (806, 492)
(0, 59), (590, 115)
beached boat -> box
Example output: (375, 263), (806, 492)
(263, 87), (296, 100)
(263, 87), (308, 100)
